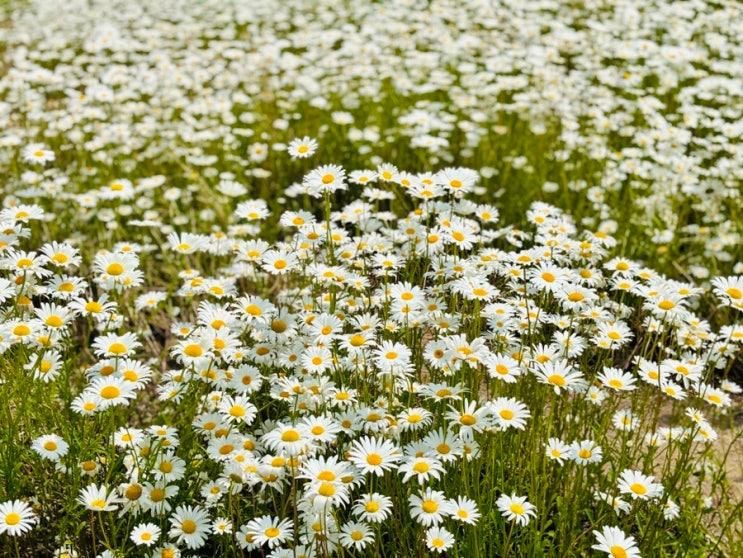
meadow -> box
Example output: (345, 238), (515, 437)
(0, 0), (741, 556)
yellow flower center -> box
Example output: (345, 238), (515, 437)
(219, 444), (234, 455)
(106, 263), (124, 276)
(726, 287), (742, 299)
(150, 488), (166, 502)
(229, 405), (245, 418)
(548, 374), (566, 387)
(244, 304), (262, 317)
(421, 500), (439, 513)
(45, 315), (63, 328)
(413, 461), (430, 474)
(509, 503), (525, 515)
(108, 342), (127, 355)
(125, 485), (142, 500)
(85, 301), (103, 313)
(348, 334), (365, 347)
(281, 429), (300, 442)
(318, 482), (336, 497)
(366, 453), (382, 466)
(100, 386), (121, 399)
(184, 344), (203, 357)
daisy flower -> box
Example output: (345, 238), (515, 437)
(598, 367), (637, 392)
(218, 395), (257, 425)
(306, 479), (350, 510)
(130, 522), (161, 547)
(447, 496), (481, 525)
(243, 515), (293, 549)
(592, 525), (641, 558)
(496, 493), (536, 526)
(79, 484), (119, 512)
(92, 332), (141, 358)
(22, 143), (55, 164)
(489, 397), (531, 430)
(409, 488), (448, 526)
(535, 360), (585, 394)
(300, 416), (340, 444)
(168, 505), (212, 549)
(303, 164), (347, 196)
(352, 493), (393, 523)
(40, 241), (80, 268)
(398, 407), (433, 431)
(0, 500), (36, 536)
(711, 276), (743, 310)
(423, 429), (464, 463)
(485, 353), (522, 383)
(545, 438), (571, 465)
(262, 250), (298, 275)
(399, 456), (445, 484)
(262, 423), (311, 455)
(425, 526), (455, 553)
(31, 434), (69, 461)
(288, 136), (318, 159)
(571, 440), (603, 465)
(86, 377), (137, 408)
(445, 399), (492, 439)
(347, 436), (401, 476)
(339, 521), (374, 550)
(618, 469), (664, 500)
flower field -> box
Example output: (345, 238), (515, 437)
(0, 0), (742, 556)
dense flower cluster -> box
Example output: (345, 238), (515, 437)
(0, 0), (741, 556)
(2, 162), (741, 555)
(1, 0), (741, 273)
